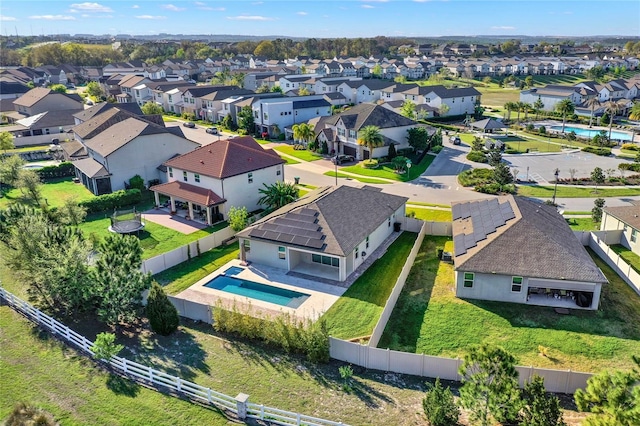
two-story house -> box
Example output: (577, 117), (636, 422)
(253, 95), (332, 138)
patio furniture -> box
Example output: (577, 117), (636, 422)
(560, 290), (567, 299)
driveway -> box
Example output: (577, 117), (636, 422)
(164, 121), (235, 146)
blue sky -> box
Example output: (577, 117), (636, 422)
(1, 1), (638, 38)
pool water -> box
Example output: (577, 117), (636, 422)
(224, 266), (244, 276)
(550, 126), (632, 141)
(204, 275), (310, 308)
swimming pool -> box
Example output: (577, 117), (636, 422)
(550, 126), (632, 141)
(204, 274), (310, 308)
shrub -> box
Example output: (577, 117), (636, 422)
(422, 378), (460, 426)
(293, 144), (305, 150)
(622, 143), (639, 151)
(36, 162), (75, 180)
(387, 143), (397, 160)
(79, 189), (141, 213)
(459, 168), (494, 187)
(431, 145), (443, 154)
(363, 159), (379, 169)
(538, 126), (547, 135)
(466, 150), (488, 163)
(146, 282), (179, 336)
(228, 206), (249, 231)
(582, 146), (611, 156)
(128, 174), (145, 191)
(397, 147), (414, 157)
(526, 123), (535, 132)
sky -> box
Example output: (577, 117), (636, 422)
(0, 0), (639, 38)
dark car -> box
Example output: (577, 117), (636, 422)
(331, 154), (355, 165)
(205, 127), (219, 135)
(183, 121), (196, 128)
(449, 136), (461, 145)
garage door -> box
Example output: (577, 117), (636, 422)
(343, 145), (357, 157)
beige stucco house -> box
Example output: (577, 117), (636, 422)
(236, 185), (408, 282)
(452, 196), (607, 310)
(600, 205), (640, 256)
(150, 136), (284, 225)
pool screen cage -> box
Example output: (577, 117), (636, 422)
(110, 207), (145, 234)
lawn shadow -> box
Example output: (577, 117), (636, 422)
(106, 373), (141, 397)
(348, 377), (395, 408)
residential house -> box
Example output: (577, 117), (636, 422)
(452, 196), (608, 310)
(337, 79), (395, 104)
(201, 86), (255, 122)
(237, 185), (408, 282)
(150, 136), (284, 224)
(12, 87), (83, 117)
(71, 108), (198, 195)
(519, 85), (585, 112)
(600, 205), (640, 256)
(253, 95), (332, 138)
(403, 85), (481, 117)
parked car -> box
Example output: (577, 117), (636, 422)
(183, 121), (196, 128)
(449, 136), (461, 145)
(206, 127), (219, 135)
(331, 154), (355, 165)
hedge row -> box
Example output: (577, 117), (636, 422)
(36, 162), (75, 180)
(582, 146), (611, 156)
(619, 163), (640, 172)
(79, 189), (142, 213)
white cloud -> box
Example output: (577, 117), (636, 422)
(194, 1), (206, 5)
(362, 4), (375, 8)
(161, 4), (185, 12)
(81, 13), (113, 18)
(0, 16), (17, 21)
(70, 2), (113, 13)
(29, 15), (76, 21)
(296, 11), (308, 16)
(131, 5), (140, 8)
(135, 15), (167, 20)
(491, 26), (516, 30)
(227, 15), (275, 21)
(252, 2), (263, 5)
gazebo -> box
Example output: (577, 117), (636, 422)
(470, 118), (509, 134)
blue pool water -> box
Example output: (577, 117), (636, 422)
(550, 126), (632, 141)
(204, 275), (310, 308)
(224, 266), (244, 276)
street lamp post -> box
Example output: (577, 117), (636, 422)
(406, 160), (412, 180)
(552, 168), (560, 205)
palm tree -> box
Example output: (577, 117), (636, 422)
(629, 101), (640, 121)
(585, 97), (601, 128)
(533, 99), (544, 120)
(521, 102), (531, 122)
(603, 100), (624, 142)
(503, 102), (514, 121)
(357, 125), (384, 159)
(257, 181), (299, 211)
(555, 99), (575, 133)
(291, 123), (315, 147)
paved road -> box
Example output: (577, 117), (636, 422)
(165, 121), (234, 146)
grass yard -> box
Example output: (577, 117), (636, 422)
(505, 137), (562, 153)
(154, 244), (240, 295)
(322, 232), (417, 339)
(406, 207), (452, 222)
(609, 244), (640, 275)
(407, 201), (451, 208)
(0, 308), (229, 426)
(378, 236), (640, 373)
(78, 216), (227, 260)
(272, 145), (324, 162)
(517, 185), (640, 198)
(0, 177), (95, 209)
(566, 217), (600, 231)
(5, 144), (52, 153)
(323, 171), (391, 184)
(340, 154), (436, 182)
(475, 87), (521, 107)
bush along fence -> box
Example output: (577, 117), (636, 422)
(0, 287), (348, 426)
(36, 162), (75, 180)
(79, 189), (142, 213)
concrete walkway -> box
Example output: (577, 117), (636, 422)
(143, 208), (208, 234)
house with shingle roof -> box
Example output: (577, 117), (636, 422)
(600, 204), (640, 256)
(70, 108), (198, 195)
(12, 87), (83, 117)
(236, 185), (407, 282)
(150, 136), (284, 225)
(452, 195), (607, 310)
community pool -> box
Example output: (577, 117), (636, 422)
(204, 274), (310, 308)
(550, 126), (632, 141)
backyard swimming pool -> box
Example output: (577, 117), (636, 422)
(550, 126), (632, 141)
(204, 273), (310, 308)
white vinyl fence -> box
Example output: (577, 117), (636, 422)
(403, 216), (452, 236)
(588, 232), (640, 296)
(0, 287), (347, 426)
(141, 226), (236, 275)
(329, 338), (592, 394)
(369, 221), (428, 347)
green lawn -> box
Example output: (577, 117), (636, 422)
(322, 232), (417, 339)
(406, 207), (452, 222)
(610, 244), (640, 274)
(154, 244), (240, 295)
(407, 201), (451, 209)
(0, 307), (229, 426)
(272, 145), (324, 162)
(505, 138), (562, 153)
(378, 237), (640, 373)
(5, 144), (51, 153)
(566, 217), (600, 231)
(475, 87), (520, 107)
(0, 177), (95, 209)
(281, 156), (301, 165)
(78, 216), (227, 260)
(340, 154), (436, 182)
(517, 185), (640, 198)
(323, 171), (391, 184)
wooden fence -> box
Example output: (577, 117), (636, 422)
(0, 287), (347, 426)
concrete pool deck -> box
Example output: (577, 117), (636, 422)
(176, 259), (346, 320)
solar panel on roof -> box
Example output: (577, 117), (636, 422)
(452, 204), (463, 220)
(297, 208), (317, 217)
(453, 234), (466, 256)
(460, 203), (471, 219)
(263, 230), (280, 240)
(291, 235), (309, 246)
(278, 234), (295, 243)
(306, 239), (325, 249)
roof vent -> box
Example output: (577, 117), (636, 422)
(208, 149), (212, 153)
(200, 160), (204, 164)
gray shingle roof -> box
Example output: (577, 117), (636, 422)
(603, 205), (640, 230)
(453, 195), (607, 283)
(238, 186), (407, 256)
(327, 103), (417, 130)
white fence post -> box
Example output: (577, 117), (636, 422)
(235, 393), (249, 420)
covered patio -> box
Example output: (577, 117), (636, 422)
(149, 180), (225, 226)
(73, 157), (112, 195)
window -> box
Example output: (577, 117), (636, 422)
(366, 235), (370, 249)
(349, 130), (356, 139)
(183, 171), (188, 182)
(463, 272), (474, 288)
(248, 173), (253, 184)
(388, 217), (391, 227)
(244, 240), (250, 252)
(312, 254), (339, 267)
(194, 174), (200, 183)
(278, 246), (286, 259)
(276, 169), (281, 176)
(167, 167), (173, 177)
(355, 246), (359, 259)
(632, 229), (638, 243)
(511, 276), (523, 292)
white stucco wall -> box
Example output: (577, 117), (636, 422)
(601, 212), (640, 256)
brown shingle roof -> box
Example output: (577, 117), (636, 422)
(163, 136), (284, 179)
(603, 205), (640, 230)
(149, 181), (225, 206)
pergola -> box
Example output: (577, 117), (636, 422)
(470, 118), (509, 134)
(149, 181), (225, 225)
